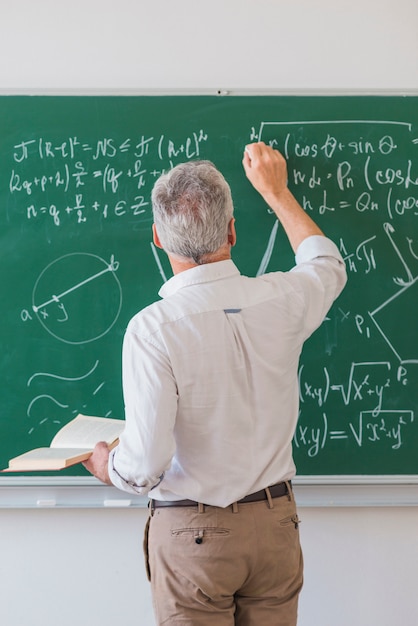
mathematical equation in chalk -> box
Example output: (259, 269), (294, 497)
(8, 130), (208, 226)
(255, 120), (418, 220)
(294, 359), (415, 457)
(294, 409), (414, 458)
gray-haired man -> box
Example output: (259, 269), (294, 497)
(85, 142), (347, 625)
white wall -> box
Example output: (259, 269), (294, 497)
(1, 2), (417, 625)
(1, 0), (417, 92)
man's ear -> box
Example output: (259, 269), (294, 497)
(228, 218), (237, 247)
(152, 224), (163, 249)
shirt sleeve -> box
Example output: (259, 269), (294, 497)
(107, 325), (178, 495)
(290, 235), (347, 339)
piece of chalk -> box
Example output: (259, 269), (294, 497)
(104, 499), (132, 507)
(36, 499), (56, 507)
(245, 147), (252, 159)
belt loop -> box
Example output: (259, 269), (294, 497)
(232, 501), (239, 513)
(149, 499), (155, 516)
(285, 480), (293, 503)
(265, 487), (274, 509)
(198, 502), (205, 514)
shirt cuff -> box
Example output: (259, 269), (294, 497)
(107, 448), (146, 495)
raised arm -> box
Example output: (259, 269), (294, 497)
(242, 141), (324, 253)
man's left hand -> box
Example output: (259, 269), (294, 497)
(83, 441), (112, 485)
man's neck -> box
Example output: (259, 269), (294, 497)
(169, 246), (232, 275)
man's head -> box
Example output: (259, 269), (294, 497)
(152, 160), (234, 265)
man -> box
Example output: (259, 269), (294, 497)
(84, 142), (347, 625)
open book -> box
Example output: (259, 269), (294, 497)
(3, 414), (125, 472)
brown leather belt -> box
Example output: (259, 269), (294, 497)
(151, 481), (291, 508)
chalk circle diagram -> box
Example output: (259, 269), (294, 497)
(32, 252), (122, 344)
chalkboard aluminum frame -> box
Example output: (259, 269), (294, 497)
(0, 90), (417, 505)
(0, 475), (418, 508)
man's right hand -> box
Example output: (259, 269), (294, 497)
(242, 141), (325, 252)
(242, 141), (288, 202)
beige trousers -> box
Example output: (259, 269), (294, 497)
(144, 490), (303, 626)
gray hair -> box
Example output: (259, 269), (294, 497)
(151, 160), (234, 264)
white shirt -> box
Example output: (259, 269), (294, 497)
(108, 235), (347, 506)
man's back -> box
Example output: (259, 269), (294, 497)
(120, 235), (345, 506)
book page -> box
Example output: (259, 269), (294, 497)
(51, 414), (124, 449)
(6, 447), (93, 471)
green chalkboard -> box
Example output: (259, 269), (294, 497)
(0, 95), (417, 479)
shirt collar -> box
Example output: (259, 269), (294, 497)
(159, 259), (240, 299)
